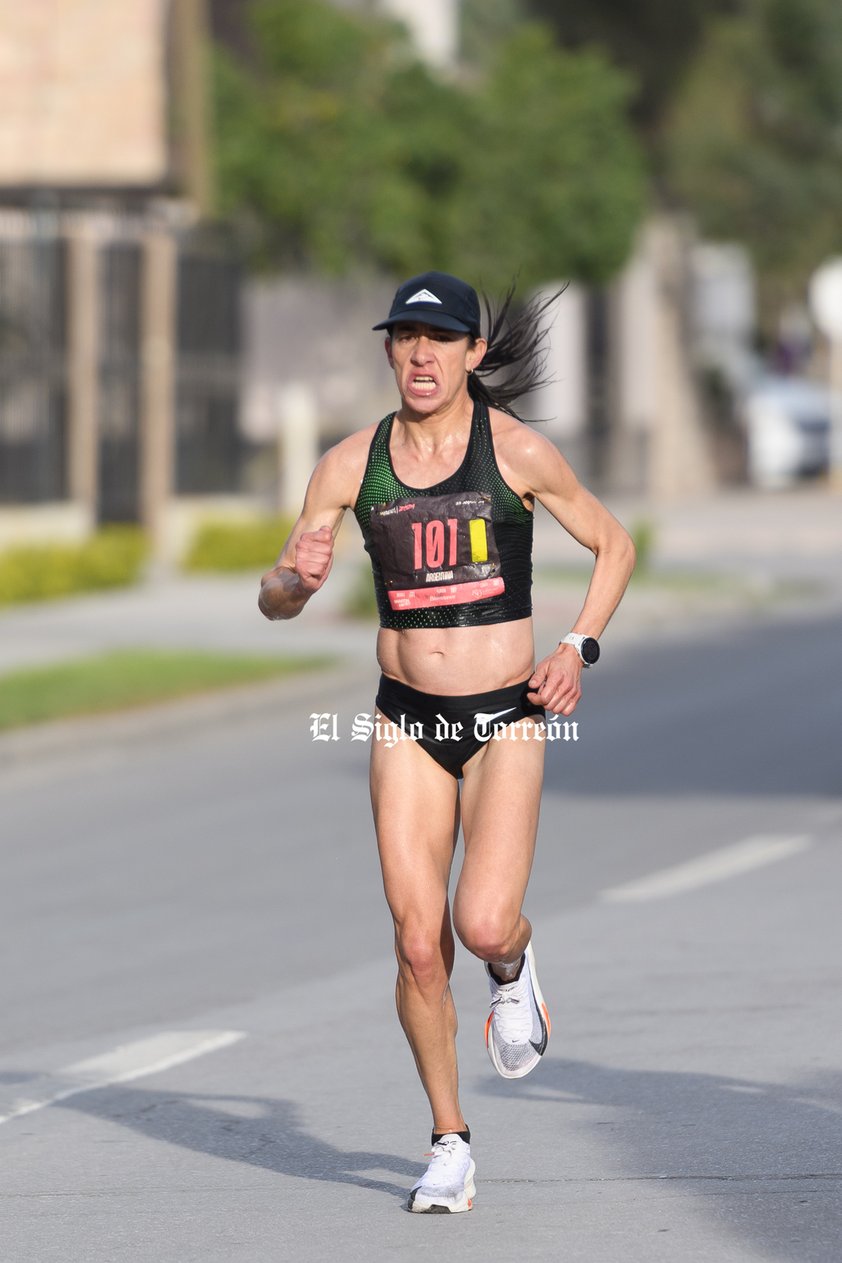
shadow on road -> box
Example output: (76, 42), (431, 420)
(478, 1056), (842, 1255)
(59, 1087), (419, 1203)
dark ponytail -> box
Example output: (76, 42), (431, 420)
(468, 282), (568, 420)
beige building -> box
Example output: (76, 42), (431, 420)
(0, 1), (241, 560)
(0, 0), (168, 190)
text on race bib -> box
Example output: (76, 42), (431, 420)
(369, 491), (505, 610)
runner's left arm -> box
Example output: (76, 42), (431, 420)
(502, 425), (636, 715)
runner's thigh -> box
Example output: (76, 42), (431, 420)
(370, 729), (460, 930)
(455, 722), (545, 926)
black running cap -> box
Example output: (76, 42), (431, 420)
(373, 271), (481, 338)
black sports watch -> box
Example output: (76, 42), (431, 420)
(560, 632), (600, 667)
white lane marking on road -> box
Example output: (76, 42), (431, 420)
(0, 1029), (246, 1125)
(600, 835), (812, 903)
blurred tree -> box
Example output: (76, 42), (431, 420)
(525, 0), (733, 131)
(444, 26), (645, 289)
(661, 0), (842, 302)
(525, 0), (842, 312)
(461, 0), (527, 69)
(214, 0), (444, 273)
(212, 1), (645, 285)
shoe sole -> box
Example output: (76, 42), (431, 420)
(485, 941), (551, 1080)
(408, 1167), (476, 1213)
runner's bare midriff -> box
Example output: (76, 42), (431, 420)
(376, 618), (535, 695)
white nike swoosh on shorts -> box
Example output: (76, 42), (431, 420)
(473, 706), (516, 728)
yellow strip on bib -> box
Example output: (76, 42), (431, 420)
(469, 518), (488, 563)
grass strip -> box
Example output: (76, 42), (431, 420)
(0, 649), (333, 732)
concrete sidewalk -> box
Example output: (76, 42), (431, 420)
(0, 485), (839, 678)
(605, 483), (842, 586)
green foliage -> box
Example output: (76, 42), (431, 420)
(0, 649), (331, 732)
(523, 0), (842, 309)
(213, 0), (645, 286)
(660, 0), (842, 296)
(462, 0), (527, 69)
(183, 516), (295, 572)
(526, 0), (730, 129)
(0, 527), (147, 606)
(212, 0), (842, 318)
(214, 0), (447, 275)
(447, 27), (645, 289)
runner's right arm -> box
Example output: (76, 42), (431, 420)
(258, 433), (368, 621)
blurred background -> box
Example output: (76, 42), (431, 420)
(1, 0), (841, 582)
(2, 10), (841, 1257)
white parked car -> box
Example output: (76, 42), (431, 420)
(741, 375), (833, 488)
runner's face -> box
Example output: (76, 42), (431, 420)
(386, 323), (486, 413)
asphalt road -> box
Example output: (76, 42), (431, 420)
(1, 609), (840, 1262)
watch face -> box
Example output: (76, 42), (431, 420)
(581, 637), (600, 665)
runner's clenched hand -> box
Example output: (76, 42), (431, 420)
(294, 525), (334, 593)
(527, 644), (583, 716)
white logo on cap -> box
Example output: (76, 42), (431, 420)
(406, 289), (443, 305)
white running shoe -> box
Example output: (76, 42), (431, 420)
(485, 941), (551, 1079)
(407, 1134), (476, 1214)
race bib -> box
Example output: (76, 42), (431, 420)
(369, 491), (505, 610)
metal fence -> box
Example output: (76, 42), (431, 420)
(98, 239), (142, 522)
(0, 210), (243, 519)
(0, 225), (68, 504)
(175, 244), (242, 496)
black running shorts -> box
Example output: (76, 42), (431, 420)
(374, 674), (545, 779)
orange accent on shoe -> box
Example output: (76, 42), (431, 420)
(484, 1013), (493, 1044)
(542, 1002), (551, 1035)
(467, 1199), (473, 1209)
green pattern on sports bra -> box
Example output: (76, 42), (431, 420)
(354, 400), (533, 629)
